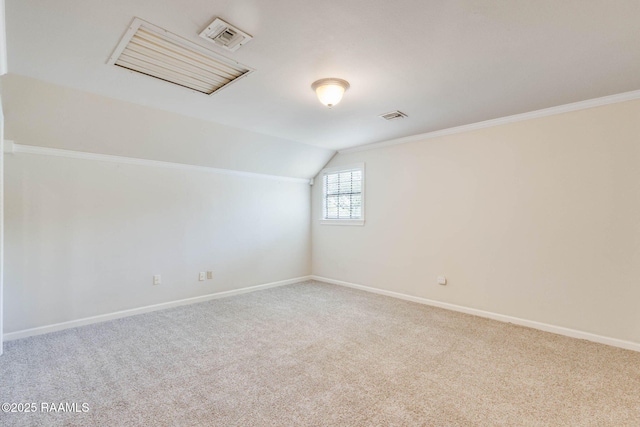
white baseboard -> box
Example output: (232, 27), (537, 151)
(310, 275), (640, 353)
(4, 276), (312, 341)
(8, 275), (638, 353)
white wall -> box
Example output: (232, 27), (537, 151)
(4, 152), (311, 333)
(0, 0), (6, 352)
(0, 97), (4, 352)
(312, 99), (640, 345)
(0, 0), (6, 75)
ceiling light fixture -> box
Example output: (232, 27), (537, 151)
(311, 78), (350, 108)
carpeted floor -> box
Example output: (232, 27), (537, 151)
(0, 280), (639, 426)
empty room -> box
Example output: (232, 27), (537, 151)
(1, 0), (639, 425)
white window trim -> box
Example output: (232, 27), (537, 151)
(320, 162), (365, 226)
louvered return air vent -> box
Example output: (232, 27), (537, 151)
(108, 18), (253, 95)
(380, 111), (408, 121)
(199, 18), (253, 52)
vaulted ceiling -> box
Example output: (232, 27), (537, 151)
(5, 0), (640, 152)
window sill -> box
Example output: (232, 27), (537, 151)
(320, 219), (365, 226)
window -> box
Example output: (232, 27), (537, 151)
(321, 163), (365, 225)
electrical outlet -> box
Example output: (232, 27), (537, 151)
(207, 271), (213, 280)
(199, 272), (205, 281)
(437, 276), (447, 286)
(153, 275), (161, 285)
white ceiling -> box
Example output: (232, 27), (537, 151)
(6, 0), (640, 151)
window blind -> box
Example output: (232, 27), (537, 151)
(323, 168), (362, 220)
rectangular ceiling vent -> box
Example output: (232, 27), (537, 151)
(199, 18), (253, 52)
(108, 18), (253, 95)
(380, 111), (408, 121)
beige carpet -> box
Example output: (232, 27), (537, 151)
(0, 280), (639, 426)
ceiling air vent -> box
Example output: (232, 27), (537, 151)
(108, 18), (253, 95)
(380, 111), (408, 121)
(199, 18), (253, 52)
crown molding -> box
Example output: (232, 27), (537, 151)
(7, 143), (311, 184)
(340, 89), (640, 154)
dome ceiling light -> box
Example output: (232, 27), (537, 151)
(311, 78), (350, 108)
